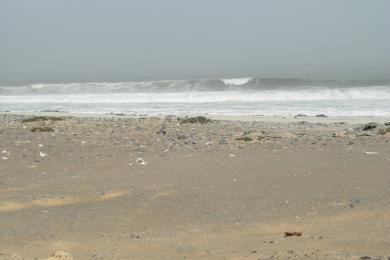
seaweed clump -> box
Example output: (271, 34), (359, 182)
(21, 116), (64, 123)
(30, 126), (55, 132)
(179, 116), (212, 124)
(236, 136), (253, 142)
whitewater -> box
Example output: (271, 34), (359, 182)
(1, 77), (390, 116)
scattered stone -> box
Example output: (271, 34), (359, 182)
(135, 158), (146, 165)
(332, 132), (345, 137)
(40, 152), (48, 158)
(129, 233), (141, 239)
(362, 122), (378, 131)
(229, 153), (235, 158)
(294, 114), (308, 118)
(315, 114), (328, 117)
(378, 127), (390, 135)
(31, 126), (55, 132)
(284, 231), (302, 237)
(2, 157), (8, 160)
(177, 134), (187, 140)
(157, 123), (167, 135)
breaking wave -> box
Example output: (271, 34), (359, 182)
(1, 77), (390, 116)
(2, 77), (390, 95)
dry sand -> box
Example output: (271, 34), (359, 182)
(0, 113), (389, 259)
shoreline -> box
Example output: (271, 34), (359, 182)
(1, 111), (390, 124)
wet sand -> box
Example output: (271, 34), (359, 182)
(0, 114), (390, 259)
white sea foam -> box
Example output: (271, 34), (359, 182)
(1, 87), (390, 103)
(1, 79), (390, 116)
(221, 77), (252, 86)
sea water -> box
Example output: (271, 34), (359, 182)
(1, 77), (390, 116)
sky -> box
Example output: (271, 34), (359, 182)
(1, 0), (389, 85)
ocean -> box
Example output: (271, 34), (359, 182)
(1, 77), (390, 116)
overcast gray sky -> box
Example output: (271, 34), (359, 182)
(1, 0), (389, 84)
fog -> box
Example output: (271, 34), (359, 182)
(1, 0), (389, 84)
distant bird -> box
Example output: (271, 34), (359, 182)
(307, 62), (312, 66)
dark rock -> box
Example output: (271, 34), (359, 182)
(294, 114), (308, 118)
(315, 114), (328, 117)
(385, 122), (390, 126)
(177, 134), (187, 140)
(129, 234), (141, 239)
(184, 140), (196, 145)
(157, 123), (167, 135)
(362, 122), (378, 131)
(284, 231), (302, 237)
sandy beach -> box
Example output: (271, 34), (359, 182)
(0, 113), (390, 259)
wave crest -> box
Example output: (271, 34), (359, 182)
(1, 78), (390, 96)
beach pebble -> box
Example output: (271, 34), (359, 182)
(364, 151), (378, 155)
(362, 122), (378, 131)
(229, 153), (236, 157)
(136, 158), (146, 165)
(40, 152), (48, 158)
